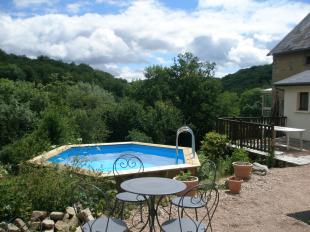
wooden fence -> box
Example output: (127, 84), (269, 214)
(216, 117), (287, 153)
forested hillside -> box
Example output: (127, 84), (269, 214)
(221, 64), (272, 93)
(0, 50), (269, 165)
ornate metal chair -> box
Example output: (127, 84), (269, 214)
(162, 183), (219, 232)
(169, 160), (217, 220)
(73, 183), (128, 232)
(112, 154), (148, 224)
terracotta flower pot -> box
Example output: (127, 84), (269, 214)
(173, 176), (199, 196)
(233, 161), (253, 180)
(228, 176), (243, 194)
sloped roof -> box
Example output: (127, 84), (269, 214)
(268, 13), (310, 55)
(274, 70), (310, 86)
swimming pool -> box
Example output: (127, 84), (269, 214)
(48, 143), (185, 172)
(30, 142), (200, 177)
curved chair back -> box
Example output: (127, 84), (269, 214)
(73, 183), (118, 232)
(112, 153), (144, 177)
(198, 160), (217, 185)
(177, 183), (219, 232)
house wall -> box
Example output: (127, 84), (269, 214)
(282, 85), (310, 141)
(272, 50), (310, 116)
(272, 50), (310, 82)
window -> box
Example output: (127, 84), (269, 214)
(298, 92), (309, 111)
(306, 56), (310, 65)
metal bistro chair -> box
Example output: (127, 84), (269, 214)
(169, 160), (217, 221)
(112, 154), (148, 224)
(162, 183), (219, 232)
(73, 183), (128, 232)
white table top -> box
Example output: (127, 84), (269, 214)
(274, 126), (306, 132)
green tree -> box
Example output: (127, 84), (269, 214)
(240, 88), (262, 116)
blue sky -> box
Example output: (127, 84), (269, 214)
(0, 0), (309, 80)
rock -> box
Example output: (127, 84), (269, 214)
(50, 212), (65, 221)
(55, 221), (70, 232)
(0, 222), (7, 230)
(29, 221), (41, 231)
(63, 215), (79, 230)
(65, 207), (76, 218)
(63, 214), (70, 220)
(15, 218), (29, 232)
(42, 219), (55, 230)
(253, 162), (268, 175)
(0, 228), (6, 232)
(77, 208), (94, 222)
(75, 226), (82, 232)
(7, 223), (19, 232)
(31, 211), (48, 221)
(43, 229), (54, 232)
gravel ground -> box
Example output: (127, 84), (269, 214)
(127, 165), (310, 231)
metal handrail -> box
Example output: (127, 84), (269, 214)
(176, 126), (195, 164)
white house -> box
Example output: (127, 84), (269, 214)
(268, 13), (310, 141)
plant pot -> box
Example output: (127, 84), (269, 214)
(173, 176), (199, 196)
(228, 176), (243, 194)
(233, 161), (253, 180)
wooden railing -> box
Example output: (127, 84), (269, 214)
(216, 117), (287, 152)
(222, 116), (287, 126)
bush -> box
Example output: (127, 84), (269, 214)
(199, 132), (229, 162)
(0, 164), (116, 221)
(231, 148), (250, 163)
(126, 129), (153, 143)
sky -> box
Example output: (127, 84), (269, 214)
(0, 0), (309, 80)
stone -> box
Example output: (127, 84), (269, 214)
(75, 226), (82, 232)
(55, 221), (70, 232)
(65, 207), (76, 218)
(29, 221), (41, 231)
(15, 218), (29, 232)
(63, 214), (70, 220)
(0, 228), (6, 232)
(50, 212), (65, 221)
(63, 215), (79, 230)
(0, 222), (7, 230)
(7, 223), (19, 232)
(43, 229), (54, 232)
(31, 211), (48, 221)
(42, 219), (54, 230)
(253, 162), (269, 175)
(77, 208), (94, 222)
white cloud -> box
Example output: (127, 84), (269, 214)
(1, 0), (310, 80)
(12, 0), (53, 8)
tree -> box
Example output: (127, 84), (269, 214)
(240, 88), (262, 116)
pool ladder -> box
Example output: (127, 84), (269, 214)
(176, 126), (195, 164)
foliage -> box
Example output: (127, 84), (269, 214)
(126, 129), (153, 143)
(0, 164), (116, 221)
(240, 88), (262, 116)
(217, 91), (240, 117)
(267, 150), (276, 168)
(231, 148), (251, 163)
(199, 132), (229, 162)
(221, 64), (272, 93)
(175, 170), (194, 181)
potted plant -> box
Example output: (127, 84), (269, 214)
(173, 170), (199, 196)
(231, 148), (252, 180)
(227, 176), (243, 194)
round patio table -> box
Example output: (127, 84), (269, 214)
(121, 177), (186, 232)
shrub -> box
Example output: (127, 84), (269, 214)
(0, 164), (116, 221)
(126, 129), (153, 143)
(199, 132), (229, 162)
(231, 148), (250, 163)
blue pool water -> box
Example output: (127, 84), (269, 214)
(48, 144), (184, 172)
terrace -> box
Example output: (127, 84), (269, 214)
(216, 116), (310, 166)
